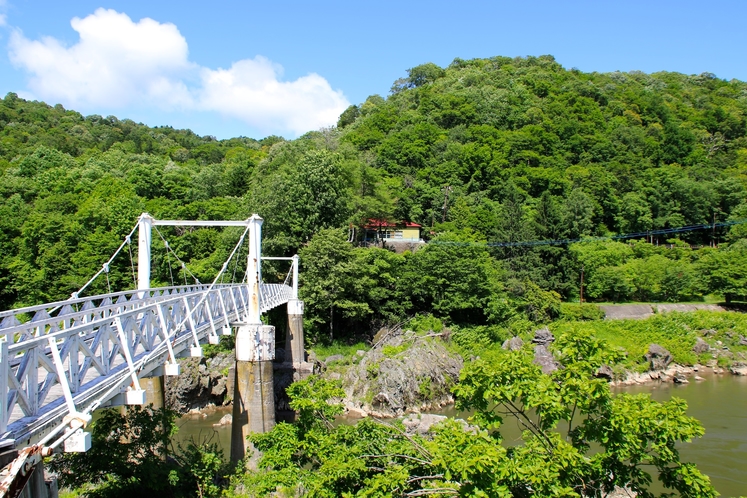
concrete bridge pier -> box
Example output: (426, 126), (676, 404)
(141, 374), (166, 410)
(230, 324), (275, 466)
(285, 299), (305, 366)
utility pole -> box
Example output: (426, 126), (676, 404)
(580, 265), (585, 304)
(712, 211), (717, 248)
(441, 185), (452, 223)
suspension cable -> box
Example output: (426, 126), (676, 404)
(70, 221), (140, 300)
(153, 226), (201, 285)
(127, 236), (137, 287)
(82, 224), (252, 419)
(165, 241), (175, 287)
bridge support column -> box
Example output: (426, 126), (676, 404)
(230, 324), (275, 466)
(137, 213), (153, 292)
(26, 462), (57, 498)
(141, 375), (166, 410)
(285, 299), (305, 366)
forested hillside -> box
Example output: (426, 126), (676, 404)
(2, 55), (747, 342)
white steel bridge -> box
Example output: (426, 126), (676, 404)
(0, 213), (296, 454)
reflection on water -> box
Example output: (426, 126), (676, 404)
(173, 407), (232, 459)
(614, 373), (747, 497)
(176, 374), (747, 496)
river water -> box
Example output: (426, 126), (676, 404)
(176, 373), (747, 496)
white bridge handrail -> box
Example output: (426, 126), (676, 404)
(0, 282), (293, 449)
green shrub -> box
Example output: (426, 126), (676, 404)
(559, 303), (605, 321)
(409, 314), (444, 334)
(381, 343), (409, 357)
(551, 312), (702, 369)
(450, 325), (507, 355)
(312, 341), (369, 361)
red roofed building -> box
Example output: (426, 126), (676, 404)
(363, 219), (423, 242)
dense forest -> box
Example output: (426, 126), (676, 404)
(2, 55), (747, 343)
(8, 55), (747, 498)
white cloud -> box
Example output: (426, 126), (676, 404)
(199, 57), (349, 136)
(0, 14), (6, 27)
(7, 9), (349, 136)
(9, 9), (192, 109)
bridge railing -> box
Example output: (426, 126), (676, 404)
(0, 282), (293, 447)
(0, 285), (214, 344)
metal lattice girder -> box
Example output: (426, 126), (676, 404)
(0, 282), (293, 448)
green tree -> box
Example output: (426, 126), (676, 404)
(402, 231), (504, 324)
(299, 228), (370, 342)
(236, 332), (716, 497)
(698, 246), (747, 302)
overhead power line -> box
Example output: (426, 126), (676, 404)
(431, 218), (747, 248)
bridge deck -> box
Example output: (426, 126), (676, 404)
(0, 282), (293, 448)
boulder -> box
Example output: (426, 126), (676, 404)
(596, 364), (614, 381)
(502, 336), (524, 351)
(692, 337), (710, 354)
(673, 373), (689, 384)
(533, 344), (559, 374)
(165, 352), (235, 414)
(729, 363), (747, 376)
(324, 354), (345, 364)
(532, 327), (555, 346)
(739, 335), (747, 346)
(645, 344), (673, 371)
(403, 414), (448, 435)
(346, 406), (368, 419)
(213, 413), (232, 427)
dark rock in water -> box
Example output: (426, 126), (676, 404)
(673, 373), (689, 384)
(596, 364), (614, 381)
(533, 344), (559, 374)
(213, 414), (232, 427)
(645, 344), (673, 371)
(532, 327), (555, 346)
(692, 337), (710, 354)
(502, 336), (524, 351)
(739, 335), (747, 346)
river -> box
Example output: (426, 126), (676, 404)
(175, 373), (747, 496)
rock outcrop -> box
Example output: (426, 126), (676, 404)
(532, 328), (559, 374)
(692, 337), (710, 354)
(532, 327), (555, 346)
(165, 352), (234, 414)
(645, 344), (673, 371)
(341, 329), (462, 418)
(502, 336), (524, 351)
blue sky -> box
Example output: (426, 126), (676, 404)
(1, 0), (745, 139)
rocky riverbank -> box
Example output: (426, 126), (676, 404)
(165, 351), (235, 414)
(165, 320), (747, 417)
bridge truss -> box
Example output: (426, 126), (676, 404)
(0, 213), (296, 452)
